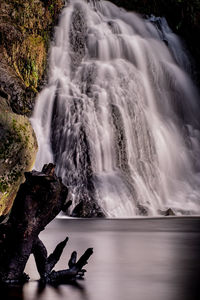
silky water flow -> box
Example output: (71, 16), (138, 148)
(31, 0), (200, 217)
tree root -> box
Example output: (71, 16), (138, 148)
(0, 164), (93, 285)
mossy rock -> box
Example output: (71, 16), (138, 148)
(0, 98), (38, 216)
(0, 0), (65, 116)
(16, 34), (46, 89)
(0, 0), (64, 215)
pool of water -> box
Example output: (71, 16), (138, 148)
(2, 218), (200, 300)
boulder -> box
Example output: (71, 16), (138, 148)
(0, 98), (38, 216)
(159, 208), (175, 216)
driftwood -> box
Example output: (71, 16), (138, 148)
(0, 164), (93, 285)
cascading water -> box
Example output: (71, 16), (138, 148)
(31, 0), (200, 217)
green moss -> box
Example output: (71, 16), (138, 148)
(0, 0), (65, 115)
(0, 0), (65, 213)
(41, 30), (50, 47)
(0, 181), (9, 194)
(49, 3), (55, 17)
(13, 34), (46, 89)
(30, 60), (39, 87)
(0, 103), (38, 215)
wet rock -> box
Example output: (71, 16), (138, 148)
(159, 208), (175, 216)
(71, 200), (105, 218)
(69, 2), (87, 73)
(137, 204), (149, 216)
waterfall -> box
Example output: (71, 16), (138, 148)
(31, 0), (200, 217)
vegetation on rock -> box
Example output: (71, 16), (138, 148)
(0, 97), (38, 216)
(0, 0), (65, 216)
(0, 0), (65, 115)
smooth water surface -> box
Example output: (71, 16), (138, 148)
(2, 218), (200, 300)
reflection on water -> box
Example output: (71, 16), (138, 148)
(0, 285), (24, 300)
(6, 218), (200, 300)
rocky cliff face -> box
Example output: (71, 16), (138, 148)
(1, 1), (199, 116)
(0, 0), (65, 115)
(0, 0), (65, 216)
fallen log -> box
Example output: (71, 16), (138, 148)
(0, 163), (93, 284)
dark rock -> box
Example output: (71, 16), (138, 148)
(69, 2), (87, 73)
(71, 200), (105, 218)
(71, 201), (84, 217)
(0, 215), (7, 224)
(159, 208), (175, 216)
(137, 204), (149, 216)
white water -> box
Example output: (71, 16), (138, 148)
(31, 0), (200, 217)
